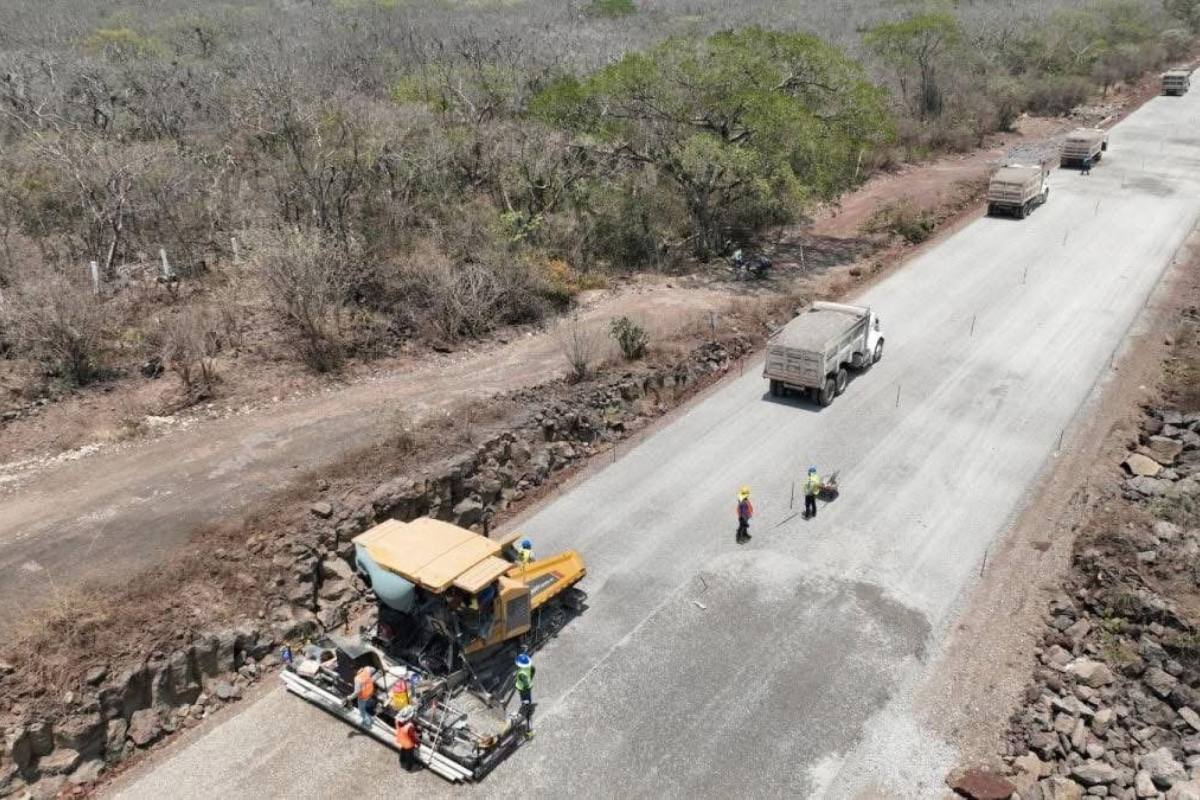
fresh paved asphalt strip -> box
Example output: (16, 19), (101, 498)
(110, 75), (1200, 799)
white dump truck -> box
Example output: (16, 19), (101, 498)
(987, 163), (1051, 219)
(1163, 70), (1191, 96)
(1060, 128), (1108, 168)
(763, 302), (884, 407)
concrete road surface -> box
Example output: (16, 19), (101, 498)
(111, 77), (1200, 798)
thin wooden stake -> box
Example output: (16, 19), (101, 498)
(970, 315), (977, 336)
(895, 383), (901, 408)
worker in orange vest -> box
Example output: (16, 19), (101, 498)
(344, 665), (377, 728)
(394, 706), (420, 772)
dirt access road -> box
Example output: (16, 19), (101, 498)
(0, 120), (1036, 627)
(110, 77), (1200, 797)
(0, 283), (731, 624)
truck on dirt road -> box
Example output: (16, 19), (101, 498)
(987, 162), (1052, 219)
(1163, 70), (1191, 96)
(1060, 128), (1108, 168)
(764, 301), (884, 407)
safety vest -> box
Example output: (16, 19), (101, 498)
(356, 667), (374, 700)
(514, 666), (534, 692)
(391, 679), (409, 710)
(394, 721), (418, 750)
(517, 546), (532, 565)
(805, 474), (821, 496)
(467, 596), (479, 611)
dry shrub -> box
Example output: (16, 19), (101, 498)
(160, 305), (222, 401)
(557, 314), (603, 382)
(862, 198), (936, 244)
(385, 239), (547, 343)
(249, 228), (351, 372)
(0, 271), (109, 385)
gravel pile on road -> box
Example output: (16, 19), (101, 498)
(1003, 140), (1062, 168)
(951, 403), (1200, 800)
(0, 330), (761, 799)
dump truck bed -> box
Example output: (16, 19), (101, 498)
(764, 304), (869, 389)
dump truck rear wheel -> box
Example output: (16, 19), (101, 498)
(1017, 203), (1027, 220)
(834, 369), (848, 396)
(770, 379), (782, 397)
(818, 379), (836, 407)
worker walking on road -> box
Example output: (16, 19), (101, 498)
(394, 707), (421, 772)
(514, 653), (536, 738)
(344, 665), (377, 728)
(736, 486), (753, 544)
(804, 467), (820, 520)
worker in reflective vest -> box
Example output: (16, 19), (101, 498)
(736, 487), (753, 544)
(804, 467), (821, 519)
(344, 666), (376, 728)
(394, 707), (420, 772)
(514, 653), (536, 738)
(517, 539), (533, 566)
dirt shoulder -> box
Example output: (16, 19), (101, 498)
(923, 223), (1200, 794)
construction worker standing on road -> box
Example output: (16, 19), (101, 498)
(1081, 155), (1093, 176)
(344, 665), (377, 728)
(736, 487), (753, 544)
(394, 707), (421, 772)
(804, 467), (821, 520)
(514, 653), (536, 738)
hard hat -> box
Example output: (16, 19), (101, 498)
(520, 539), (532, 549)
(515, 654), (531, 669)
(808, 466), (817, 474)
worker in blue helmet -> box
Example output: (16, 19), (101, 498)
(514, 653), (536, 738)
(804, 466), (821, 519)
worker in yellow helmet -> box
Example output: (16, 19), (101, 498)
(736, 486), (753, 544)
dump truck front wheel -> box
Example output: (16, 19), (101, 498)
(818, 379), (836, 407)
(873, 339), (884, 364)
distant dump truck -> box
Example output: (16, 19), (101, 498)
(987, 163), (1051, 219)
(1060, 128), (1108, 168)
(1163, 70), (1191, 96)
(763, 301), (883, 407)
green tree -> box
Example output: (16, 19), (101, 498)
(533, 28), (891, 256)
(1165, 0), (1200, 33)
(864, 11), (961, 119)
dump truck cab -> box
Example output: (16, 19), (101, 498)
(353, 518), (586, 675)
(1163, 70), (1191, 96)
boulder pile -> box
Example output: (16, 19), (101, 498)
(970, 408), (1200, 800)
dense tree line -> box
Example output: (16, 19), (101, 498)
(0, 0), (1193, 388)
